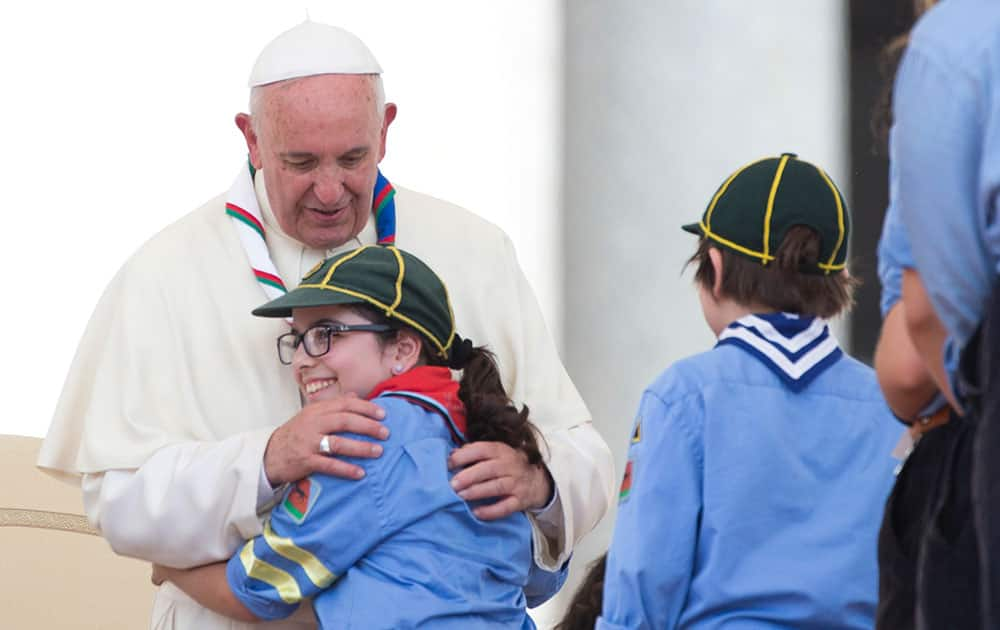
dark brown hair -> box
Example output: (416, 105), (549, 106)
(554, 554), (607, 630)
(871, 0), (939, 153)
(346, 304), (542, 464)
(688, 226), (859, 318)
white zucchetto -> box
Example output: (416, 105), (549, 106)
(248, 21), (382, 87)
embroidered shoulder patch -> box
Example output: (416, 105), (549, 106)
(283, 478), (321, 524)
(619, 460), (634, 503)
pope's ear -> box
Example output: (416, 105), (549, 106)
(378, 103), (397, 161)
(235, 113), (263, 170)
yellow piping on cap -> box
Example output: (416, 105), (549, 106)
(295, 283), (451, 358)
(301, 245), (454, 359)
(386, 246), (405, 317)
(816, 166), (846, 275)
(699, 221), (775, 263)
(704, 157), (770, 231)
(301, 259), (325, 281)
(762, 155), (792, 265)
(320, 245), (370, 285)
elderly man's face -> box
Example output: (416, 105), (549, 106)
(239, 75), (395, 250)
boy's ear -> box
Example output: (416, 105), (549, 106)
(708, 247), (725, 300)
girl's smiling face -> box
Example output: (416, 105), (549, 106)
(290, 305), (398, 402)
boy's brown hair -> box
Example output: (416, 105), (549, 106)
(688, 225), (858, 318)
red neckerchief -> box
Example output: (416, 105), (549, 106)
(367, 366), (467, 435)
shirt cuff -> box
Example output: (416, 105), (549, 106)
(528, 466), (559, 515)
(257, 463), (287, 513)
(917, 392), (949, 419)
(527, 470), (566, 569)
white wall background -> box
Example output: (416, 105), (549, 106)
(0, 0), (562, 438)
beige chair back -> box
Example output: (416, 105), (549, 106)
(0, 435), (154, 629)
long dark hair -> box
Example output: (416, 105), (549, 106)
(554, 554), (607, 630)
(347, 304), (543, 464)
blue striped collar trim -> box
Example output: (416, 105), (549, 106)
(377, 391), (467, 444)
(715, 312), (843, 391)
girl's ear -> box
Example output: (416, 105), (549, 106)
(708, 247), (725, 300)
(388, 329), (423, 371)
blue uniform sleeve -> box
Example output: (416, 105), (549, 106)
(524, 551), (569, 608)
(225, 460), (389, 620)
(876, 197), (914, 318)
(598, 390), (703, 630)
(892, 26), (998, 358)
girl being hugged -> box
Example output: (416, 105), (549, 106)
(153, 245), (560, 629)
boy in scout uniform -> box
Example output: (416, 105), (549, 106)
(598, 154), (902, 629)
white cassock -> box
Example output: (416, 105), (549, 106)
(39, 172), (615, 629)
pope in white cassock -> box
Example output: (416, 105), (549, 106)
(38, 21), (614, 629)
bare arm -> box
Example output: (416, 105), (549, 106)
(875, 301), (940, 421)
(901, 269), (962, 413)
(153, 562), (258, 623)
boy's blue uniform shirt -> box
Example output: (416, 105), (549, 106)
(599, 314), (900, 629)
(226, 391), (564, 629)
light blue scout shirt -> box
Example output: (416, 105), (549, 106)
(598, 313), (900, 630)
(226, 391), (563, 629)
(877, 189), (914, 318)
(892, 0), (1000, 382)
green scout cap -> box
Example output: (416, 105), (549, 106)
(682, 153), (850, 275)
(252, 245), (456, 360)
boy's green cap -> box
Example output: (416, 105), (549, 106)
(682, 153), (850, 274)
(252, 245), (456, 359)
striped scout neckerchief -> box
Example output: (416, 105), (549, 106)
(716, 312), (843, 392)
(224, 160), (397, 301)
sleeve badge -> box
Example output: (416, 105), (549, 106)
(283, 477), (322, 524)
(618, 460), (634, 503)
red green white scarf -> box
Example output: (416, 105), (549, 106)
(225, 160), (397, 301)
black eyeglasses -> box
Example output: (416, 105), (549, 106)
(276, 322), (396, 365)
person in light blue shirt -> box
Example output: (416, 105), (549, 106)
(877, 201), (910, 320)
(891, 0), (1000, 625)
(893, 0), (1000, 384)
(152, 245), (565, 629)
(875, 179), (953, 419)
(598, 154), (901, 629)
